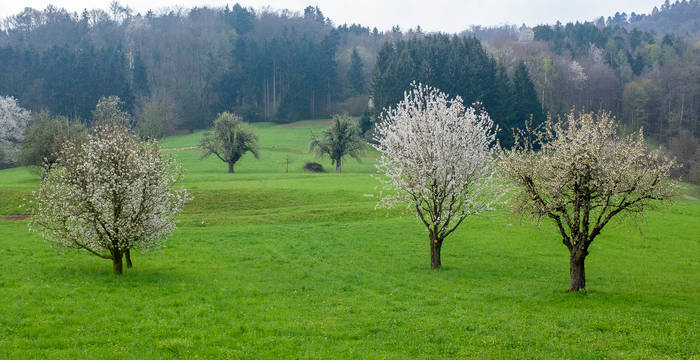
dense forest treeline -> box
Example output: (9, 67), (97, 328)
(0, 1), (699, 179)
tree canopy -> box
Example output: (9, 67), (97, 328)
(309, 114), (363, 173)
(200, 112), (259, 173)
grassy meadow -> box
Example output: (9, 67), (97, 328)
(1, 120), (699, 359)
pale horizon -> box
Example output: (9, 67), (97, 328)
(1, 0), (664, 33)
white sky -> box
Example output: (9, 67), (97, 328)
(0, 0), (664, 33)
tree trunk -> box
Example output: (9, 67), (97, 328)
(430, 234), (443, 269)
(125, 249), (133, 268)
(336, 159), (341, 174)
(569, 250), (587, 292)
(228, 162), (234, 173)
(113, 251), (124, 274)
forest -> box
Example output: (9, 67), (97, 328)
(0, 0), (699, 179)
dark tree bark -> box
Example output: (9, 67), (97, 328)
(335, 158), (341, 173)
(228, 162), (235, 173)
(112, 251), (124, 274)
(125, 249), (133, 268)
(568, 249), (587, 292)
(430, 234), (443, 269)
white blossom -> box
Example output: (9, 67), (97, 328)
(28, 123), (190, 274)
(0, 95), (31, 163)
(569, 61), (588, 85)
(373, 82), (503, 268)
(500, 111), (678, 291)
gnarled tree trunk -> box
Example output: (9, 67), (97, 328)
(228, 162), (235, 173)
(569, 248), (587, 292)
(112, 251), (124, 274)
(125, 249), (133, 268)
(335, 158), (341, 174)
(430, 233), (443, 269)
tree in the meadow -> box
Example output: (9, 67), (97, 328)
(0, 96), (31, 164)
(29, 122), (189, 274)
(200, 112), (259, 173)
(93, 96), (131, 127)
(500, 111), (677, 291)
(374, 83), (502, 269)
(20, 110), (86, 172)
(309, 114), (363, 173)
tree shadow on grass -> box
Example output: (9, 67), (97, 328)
(42, 260), (190, 287)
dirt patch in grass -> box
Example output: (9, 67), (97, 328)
(163, 146), (201, 151)
(3, 214), (29, 221)
(277, 119), (333, 127)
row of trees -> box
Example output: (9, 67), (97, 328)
(199, 111), (364, 174)
(2, 2), (697, 178)
(26, 83), (676, 293)
(374, 83), (676, 291)
(474, 4), (700, 182)
(0, 3), (383, 133)
(371, 35), (544, 147)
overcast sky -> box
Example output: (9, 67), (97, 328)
(1, 0), (664, 33)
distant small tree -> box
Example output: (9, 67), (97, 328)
(283, 155), (293, 173)
(29, 122), (189, 274)
(359, 108), (374, 136)
(374, 83), (502, 269)
(200, 112), (259, 173)
(309, 114), (363, 173)
(136, 94), (180, 140)
(0, 95), (31, 165)
(136, 100), (165, 140)
(500, 111), (678, 291)
(93, 96), (131, 127)
(21, 110), (86, 173)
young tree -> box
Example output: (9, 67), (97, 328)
(309, 114), (363, 173)
(93, 96), (131, 127)
(374, 83), (501, 269)
(200, 112), (259, 173)
(20, 110), (86, 173)
(500, 111), (677, 291)
(0, 96), (31, 165)
(28, 122), (189, 274)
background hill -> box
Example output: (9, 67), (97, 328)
(0, 1), (698, 179)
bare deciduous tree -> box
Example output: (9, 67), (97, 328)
(29, 122), (189, 274)
(500, 111), (677, 291)
(374, 83), (502, 269)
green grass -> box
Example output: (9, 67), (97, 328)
(1, 121), (698, 359)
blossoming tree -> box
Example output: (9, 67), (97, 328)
(29, 122), (189, 274)
(0, 95), (31, 164)
(500, 111), (677, 291)
(374, 83), (501, 269)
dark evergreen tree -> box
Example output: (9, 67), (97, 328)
(511, 62), (544, 146)
(348, 47), (364, 94)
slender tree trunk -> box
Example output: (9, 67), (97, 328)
(113, 251), (124, 274)
(228, 162), (234, 173)
(125, 249), (133, 268)
(569, 249), (587, 292)
(336, 158), (341, 174)
(430, 234), (443, 269)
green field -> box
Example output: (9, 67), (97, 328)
(1, 121), (699, 359)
